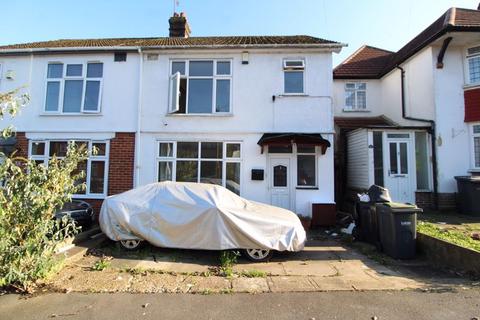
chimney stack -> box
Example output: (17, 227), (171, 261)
(169, 12), (191, 38)
(478, 2), (480, 10)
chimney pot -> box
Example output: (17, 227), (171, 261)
(169, 13), (191, 38)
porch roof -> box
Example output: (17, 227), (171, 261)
(257, 133), (331, 154)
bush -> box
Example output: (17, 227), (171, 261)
(0, 88), (89, 291)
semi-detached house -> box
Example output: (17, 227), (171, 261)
(333, 7), (480, 212)
(0, 14), (344, 223)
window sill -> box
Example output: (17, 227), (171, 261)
(468, 169), (480, 173)
(279, 93), (308, 97)
(463, 83), (480, 90)
(166, 113), (233, 117)
(72, 194), (106, 200)
(342, 108), (370, 113)
(296, 186), (319, 190)
(40, 112), (102, 117)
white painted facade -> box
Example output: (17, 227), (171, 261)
(139, 49), (337, 217)
(0, 46), (339, 217)
(335, 31), (480, 206)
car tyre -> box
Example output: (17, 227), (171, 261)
(243, 249), (274, 262)
(119, 239), (143, 251)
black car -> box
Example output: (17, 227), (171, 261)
(55, 200), (94, 229)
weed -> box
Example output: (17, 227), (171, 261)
(220, 288), (234, 294)
(219, 250), (240, 277)
(240, 270), (267, 278)
(91, 259), (111, 271)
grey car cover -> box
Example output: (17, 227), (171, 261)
(99, 182), (306, 251)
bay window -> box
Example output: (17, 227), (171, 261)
(29, 140), (109, 197)
(169, 60), (232, 114)
(157, 141), (241, 195)
(45, 62), (103, 113)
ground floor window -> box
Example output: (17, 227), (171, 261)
(472, 125), (480, 169)
(296, 145), (317, 187)
(29, 140), (109, 197)
(157, 141), (241, 195)
(415, 132), (430, 190)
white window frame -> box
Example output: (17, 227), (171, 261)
(168, 59), (233, 115)
(470, 124), (480, 170)
(344, 82), (367, 111)
(28, 140), (109, 198)
(44, 61), (104, 114)
(156, 140), (242, 194)
(295, 144), (318, 188)
(466, 45), (480, 85)
(283, 58), (305, 95)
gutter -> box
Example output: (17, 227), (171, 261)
(134, 48), (144, 188)
(0, 43), (347, 56)
(396, 66), (438, 210)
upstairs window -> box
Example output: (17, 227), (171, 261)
(45, 62), (103, 113)
(283, 59), (305, 94)
(467, 46), (480, 84)
(345, 82), (366, 110)
(169, 60), (232, 114)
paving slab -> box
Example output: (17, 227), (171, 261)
(232, 277), (270, 293)
(267, 276), (317, 292)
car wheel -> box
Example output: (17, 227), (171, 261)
(119, 239), (143, 250)
(243, 249), (274, 262)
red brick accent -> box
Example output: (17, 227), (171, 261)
(14, 131), (28, 158)
(108, 132), (135, 196)
(464, 87), (480, 122)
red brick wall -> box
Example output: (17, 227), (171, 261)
(464, 88), (480, 122)
(107, 132), (135, 196)
(14, 132), (28, 158)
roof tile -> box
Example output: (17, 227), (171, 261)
(0, 35), (339, 51)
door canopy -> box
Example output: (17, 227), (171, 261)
(257, 133), (331, 154)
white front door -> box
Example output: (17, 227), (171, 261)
(384, 135), (414, 203)
(270, 158), (291, 210)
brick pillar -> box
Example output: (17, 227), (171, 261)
(14, 131), (28, 158)
(108, 132), (135, 196)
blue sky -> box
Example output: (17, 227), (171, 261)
(1, 0), (478, 65)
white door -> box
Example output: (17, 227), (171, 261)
(384, 136), (414, 203)
(270, 158), (291, 210)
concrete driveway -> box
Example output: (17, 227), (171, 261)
(48, 235), (475, 294)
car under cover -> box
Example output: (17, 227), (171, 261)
(99, 182), (306, 252)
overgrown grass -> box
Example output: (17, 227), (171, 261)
(418, 222), (480, 253)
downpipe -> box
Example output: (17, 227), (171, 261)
(396, 66), (439, 210)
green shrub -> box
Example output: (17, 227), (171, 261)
(0, 88), (89, 291)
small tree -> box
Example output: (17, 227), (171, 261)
(0, 88), (89, 291)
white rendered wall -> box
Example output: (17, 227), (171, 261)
(140, 50), (334, 134)
(432, 45), (471, 193)
(0, 53), (139, 133)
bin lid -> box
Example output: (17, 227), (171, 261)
(379, 202), (423, 213)
(455, 175), (480, 183)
